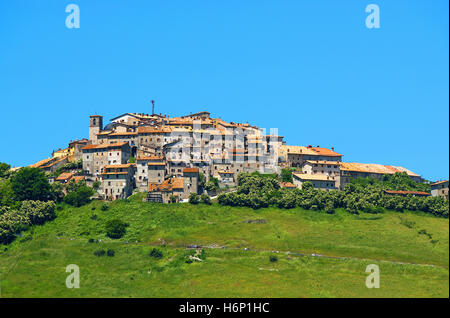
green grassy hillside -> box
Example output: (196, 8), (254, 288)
(0, 193), (448, 297)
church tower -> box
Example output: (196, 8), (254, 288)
(89, 115), (103, 144)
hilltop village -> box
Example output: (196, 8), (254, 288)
(28, 111), (448, 202)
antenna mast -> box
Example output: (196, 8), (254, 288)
(151, 100), (155, 115)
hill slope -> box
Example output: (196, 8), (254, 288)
(0, 193), (448, 297)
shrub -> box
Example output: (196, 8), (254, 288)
(63, 186), (94, 207)
(269, 255), (278, 262)
(105, 219), (128, 239)
(101, 203), (109, 211)
(107, 249), (115, 257)
(149, 248), (163, 259)
(88, 238), (95, 243)
(11, 167), (52, 201)
(200, 193), (211, 205)
(188, 193), (199, 204)
(169, 195), (177, 203)
(94, 249), (105, 257)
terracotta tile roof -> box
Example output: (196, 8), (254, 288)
(148, 178), (183, 192)
(137, 126), (173, 134)
(310, 147), (342, 157)
(71, 176), (85, 183)
(103, 163), (134, 169)
(183, 168), (199, 173)
(340, 162), (420, 177)
(304, 160), (341, 166)
(41, 156), (68, 168)
(56, 172), (74, 181)
(384, 190), (429, 196)
(29, 158), (54, 168)
(82, 142), (128, 150)
(279, 181), (296, 188)
(108, 132), (137, 136)
(137, 156), (164, 161)
(293, 173), (336, 182)
(218, 170), (234, 174)
(431, 180), (449, 186)
(100, 172), (129, 175)
(147, 162), (165, 166)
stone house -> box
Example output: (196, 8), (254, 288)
(431, 180), (449, 200)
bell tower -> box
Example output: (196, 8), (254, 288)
(89, 115), (103, 144)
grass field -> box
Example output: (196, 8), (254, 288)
(0, 193), (448, 297)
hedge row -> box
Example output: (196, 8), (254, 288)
(0, 200), (56, 244)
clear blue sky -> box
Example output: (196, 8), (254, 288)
(0, 0), (448, 181)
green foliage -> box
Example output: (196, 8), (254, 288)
(54, 160), (82, 177)
(0, 179), (15, 207)
(351, 172), (430, 192)
(269, 255), (278, 262)
(63, 186), (94, 207)
(188, 193), (199, 204)
(149, 248), (163, 259)
(0, 162), (11, 179)
(92, 181), (101, 190)
(128, 157), (136, 163)
(11, 168), (52, 202)
(93, 249), (106, 257)
(198, 172), (206, 189)
(200, 193), (211, 205)
(105, 219), (128, 239)
(0, 200), (55, 244)
(169, 195), (177, 203)
(281, 168), (293, 183)
(50, 182), (64, 203)
(107, 249), (115, 257)
(101, 203), (109, 211)
(205, 177), (219, 193)
(217, 173), (448, 217)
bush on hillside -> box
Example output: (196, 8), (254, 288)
(63, 186), (94, 207)
(200, 193), (211, 205)
(0, 200), (56, 244)
(10, 168), (52, 202)
(105, 219), (128, 239)
(188, 193), (199, 204)
(149, 248), (163, 259)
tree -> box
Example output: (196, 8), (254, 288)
(200, 193), (211, 205)
(11, 168), (52, 201)
(92, 180), (101, 190)
(105, 219), (128, 239)
(281, 168), (293, 183)
(0, 162), (11, 179)
(198, 172), (206, 189)
(188, 193), (199, 204)
(63, 186), (94, 207)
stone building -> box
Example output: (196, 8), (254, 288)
(100, 163), (136, 200)
(68, 139), (89, 162)
(339, 162), (422, 190)
(135, 156), (165, 191)
(147, 178), (184, 203)
(89, 115), (103, 144)
(301, 160), (341, 189)
(431, 180), (449, 200)
(182, 167), (199, 198)
(279, 145), (342, 168)
(82, 142), (131, 180)
(292, 172), (337, 191)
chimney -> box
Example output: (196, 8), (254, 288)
(331, 147), (334, 151)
